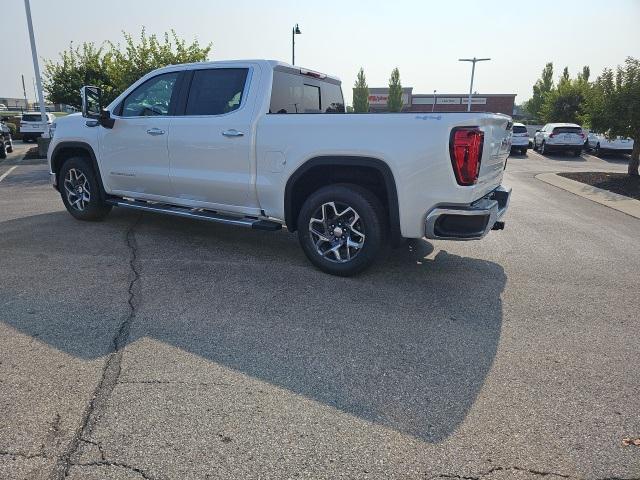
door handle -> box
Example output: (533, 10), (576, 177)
(146, 128), (165, 136)
(222, 129), (244, 137)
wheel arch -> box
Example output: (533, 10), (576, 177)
(50, 141), (106, 199)
(284, 155), (401, 243)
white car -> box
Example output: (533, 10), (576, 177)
(510, 123), (529, 155)
(19, 112), (55, 142)
(586, 133), (634, 155)
(48, 60), (512, 276)
(533, 123), (584, 156)
(0, 104), (8, 111)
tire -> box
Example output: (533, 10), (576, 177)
(6, 136), (13, 153)
(539, 141), (547, 155)
(297, 184), (386, 276)
(533, 140), (538, 151)
(521, 148), (528, 156)
(0, 143), (6, 159)
(594, 144), (601, 157)
(59, 157), (112, 221)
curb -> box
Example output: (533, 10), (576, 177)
(535, 172), (640, 219)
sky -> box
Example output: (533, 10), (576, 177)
(3, 0), (639, 106)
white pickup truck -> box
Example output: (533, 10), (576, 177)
(48, 60), (512, 276)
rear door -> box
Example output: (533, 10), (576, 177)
(168, 65), (257, 212)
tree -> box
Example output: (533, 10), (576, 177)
(523, 62), (554, 122)
(387, 68), (403, 112)
(44, 28), (212, 109)
(586, 57), (640, 176)
(352, 68), (370, 113)
(540, 69), (586, 124)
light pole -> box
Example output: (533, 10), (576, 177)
(292, 24), (301, 65)
(23, 0), (47, 123)
(432, 89), (437, 113)
(458, 57), (490, 112)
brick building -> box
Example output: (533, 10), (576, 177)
(360, 88), (516, 116)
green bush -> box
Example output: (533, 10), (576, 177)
(4, 122), (17, 136)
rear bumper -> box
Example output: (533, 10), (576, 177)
(425, 185), (511, 240)
(544, 144), (582, 151)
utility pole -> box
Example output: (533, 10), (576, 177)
(21, 75), (28, 111)
(458, 57), (491, 112)
(23, 0), (47, 122)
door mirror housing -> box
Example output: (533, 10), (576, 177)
(81, 86), (115, 129)
(81, 86), (102, 119)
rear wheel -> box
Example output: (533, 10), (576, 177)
(59, 157), (112, 221)
(297, 184), (386, 276)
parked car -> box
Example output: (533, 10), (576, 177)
(48, 60), (512, 276)
(586, 132), (634, 155)
(0, 104), (8, 111)
(0, 119), (14, 159)
(19, 112), (55, 142)
(510, 122), (529, 155)
(533, 123), (584, 156)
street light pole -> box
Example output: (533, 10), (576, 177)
(23, 0), (47, 123)
(432, 90), (437, 113)
(458, 57), (491, 112)
(292, 24), (301, 65)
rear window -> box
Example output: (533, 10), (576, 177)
(552, 127), (582, 134)
(185, 68), (248, 116)
(22, 114), (43, 122)
(270, 70), (345, 114)
(513, 126), (528, 134)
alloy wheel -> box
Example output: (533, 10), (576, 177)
(63, 168), (91, 211)
(308, 201), (365, 263)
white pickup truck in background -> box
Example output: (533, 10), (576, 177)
(48, 60), (512, 275)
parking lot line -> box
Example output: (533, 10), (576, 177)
(0, 165), (19, 183)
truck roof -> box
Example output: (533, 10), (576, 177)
(150, 59), (341, 83)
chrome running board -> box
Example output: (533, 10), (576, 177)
(105, 198), (282, 231)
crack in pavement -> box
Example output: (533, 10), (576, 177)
(70, 461), (157, 480)
(49, 215), (143, 480)
(428, 466), (640, 480)
(0, 450), (52, 460)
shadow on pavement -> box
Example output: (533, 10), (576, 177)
(1, 209), (506, 443)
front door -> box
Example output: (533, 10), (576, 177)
(168, 67), (255, 212)
(99, 71), (181, 198)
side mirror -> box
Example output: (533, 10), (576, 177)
(81, 85), (101, 119)
(535, 129), (541, 133)
(81, 86), (115, 129)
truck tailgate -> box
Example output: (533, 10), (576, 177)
(475, 115), (511, 197)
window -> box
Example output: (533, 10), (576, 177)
(121, 72), (179, 117)
(270, 70), (345, 114)
(185, 68), (248, 116)
(303, 84), (321, 112)
(552, 126), (582, 134)
(513, 125), (528, 134)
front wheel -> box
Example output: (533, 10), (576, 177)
(59, 157), (112, 221)
(0, 142), (6, 159)
(297, 184), (386, 276)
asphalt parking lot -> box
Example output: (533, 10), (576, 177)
(1, 146), (639, 479)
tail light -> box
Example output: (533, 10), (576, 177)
(449, 127), (484, 186)
(549, 133), (556, 138)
